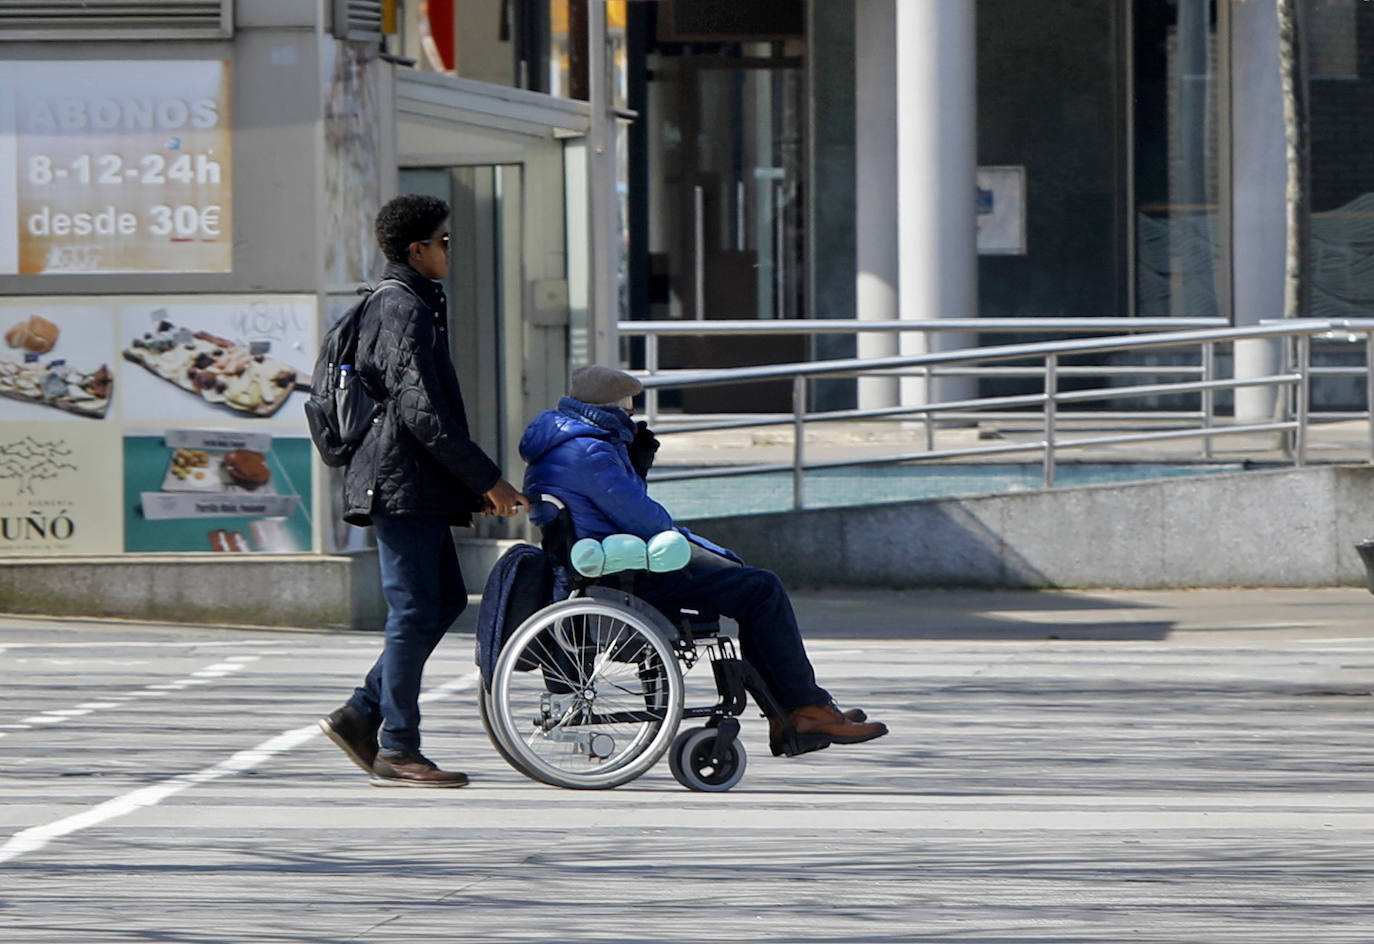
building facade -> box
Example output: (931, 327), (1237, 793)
(0, 0), (590, 624)
(0, 0), (1368, 623)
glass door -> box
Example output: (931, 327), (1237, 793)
(650, 55), (805, 322)
(645, 53), (806, 411)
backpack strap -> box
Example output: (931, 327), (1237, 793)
(350, 277), (430, 400)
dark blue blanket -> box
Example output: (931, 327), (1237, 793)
(475, 543), (556, 689)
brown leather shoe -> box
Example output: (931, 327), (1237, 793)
(835, 703), (868, 723)
(790, 704), (888, 744)
(318, 705), (378, 773)
(768, 703), (887, 756)
(371, 750), (469, 788)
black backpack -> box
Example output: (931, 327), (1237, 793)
(304, 279), (405, 467)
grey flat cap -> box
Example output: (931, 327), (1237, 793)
(569, 365), (643, 406)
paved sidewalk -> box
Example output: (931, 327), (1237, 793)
(1, 588), (1372, 942)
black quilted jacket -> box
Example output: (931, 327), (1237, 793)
(342, 262), (502, 526)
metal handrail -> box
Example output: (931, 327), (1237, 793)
(622, 317), (1229, 423)
(619, 318), (1374, 511)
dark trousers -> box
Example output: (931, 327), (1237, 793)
(348, 513), (466, 755)
(633, 552), (830, 712)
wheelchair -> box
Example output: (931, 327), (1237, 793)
(477, 497), (826, 791)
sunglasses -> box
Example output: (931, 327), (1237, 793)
(422, 234), (450, 251)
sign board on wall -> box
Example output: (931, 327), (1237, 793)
(977, 165), (1027, 256)
(0, 296), (314, 557)
(0, 60), (232, 275)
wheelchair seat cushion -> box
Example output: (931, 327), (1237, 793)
(569, 537), (606, 577)
(646, 530), (691, 572)
(568, 530), (694, 578)
(602, 533), (648, 573)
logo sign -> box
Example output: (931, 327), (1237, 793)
(0, 60), (233, 275)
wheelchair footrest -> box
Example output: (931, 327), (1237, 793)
(770, 731), (832, 758)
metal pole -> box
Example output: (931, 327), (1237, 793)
(924, 370), (934, 450)
(1281, 336), (1294, 459)
(644, 334), (659, 426)
(792, 375), (806, 510)
(774, 179), (785, 318)
(1043, 353), (1058, 487)
(735, 180), (746, 252)
(693, 185), (705, 320)
(1367, 332), (1374, 464)
(586, 0), (618, 364)
(1201, 341), (1215, 459)
(1295, 333), (1310, 467)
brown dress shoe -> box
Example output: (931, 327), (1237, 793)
(319, 705), (378, 773)
(789, 704), (888, 744)
(835, 704), (868, 723)
(371, 750), (469, 788)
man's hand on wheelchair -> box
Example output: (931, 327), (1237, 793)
(483, 478), (531, 517)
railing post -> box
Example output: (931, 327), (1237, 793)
(1043, 353), (1057, 487)
(1367, 331), (1374, 465)
(924, 394), (934, 451)
(792, 374), (806, 510)
(1295, 333), (1310, 467)
(644, 333), (659, 426)
(1201, 341), (1215, 459)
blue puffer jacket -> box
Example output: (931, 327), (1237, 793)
(519, 398), (737, 561)
(520, 398), (673, 539)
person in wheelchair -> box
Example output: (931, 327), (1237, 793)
(518, 365), (889, 756)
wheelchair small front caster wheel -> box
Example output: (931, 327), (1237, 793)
(668, 726), (746, 792)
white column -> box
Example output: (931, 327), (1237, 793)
(1231, 0), (1286, 422)
(586, 0), (619, 367)
(855, 0), (899, 408)
(896, 0), (978, 406)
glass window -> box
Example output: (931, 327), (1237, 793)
(1133, 0), (1225, 319)
(1307, 0), (1374, 320)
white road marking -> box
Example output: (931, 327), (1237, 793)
(0, 640), (291, 650)
(0, 725), (320, 865)
(5, 656), (266, 734)
(0, 671), (482, 864)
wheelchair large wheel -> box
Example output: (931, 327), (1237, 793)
(476, 684), (526, 775)
(488, 598), (684, 789)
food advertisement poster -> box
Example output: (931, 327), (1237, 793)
(124, 430), (312, 554)
(0, 301), (116, 422)
(120, 297), (313, 422)
(0, 423), (123, 555)
(0, 60), (232, 275)
(0, 294), (317, 556)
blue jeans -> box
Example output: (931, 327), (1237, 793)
(633, 553), (830, 712)
(348, 513), (466, 755)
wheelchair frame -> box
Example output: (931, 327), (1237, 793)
(479, 532), (828, 791)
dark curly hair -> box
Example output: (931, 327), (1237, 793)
(374, 194), (450, 264)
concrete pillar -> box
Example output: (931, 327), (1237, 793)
(854, 0), (899, 408)
(1231, 0), (1286, 421)
(896, 0), (978, 405)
